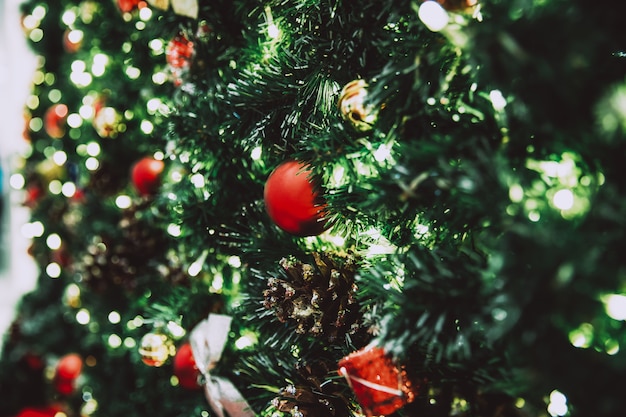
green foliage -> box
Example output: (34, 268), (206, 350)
(3, 0), (626, 416)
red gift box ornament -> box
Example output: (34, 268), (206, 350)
(338, 345), (417, 416)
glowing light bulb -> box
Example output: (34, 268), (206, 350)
(46, 262), (61, 278)
(547, 390), (568, 417)
(108, 311), (121, 324)
(115, 195), (132, 209)
(489, 90), (507, 111)
(553, 189), (574, 210)
(46, 233), (62, 250)
(76, 309), (90, 325)
(604, 294), (626, 320)
(267, 23), (280, 39)
(418, 1), (449, 32)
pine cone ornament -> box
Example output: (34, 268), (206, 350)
(263, 252), (362, 342)
(74, 201), (167, 292)
(271, 359), (352, 417)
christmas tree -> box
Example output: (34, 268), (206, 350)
(2, 0), (626, 416)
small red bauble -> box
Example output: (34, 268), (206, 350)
(338, 345), (417, 417)
(166, 32), (195, 86)
(173, 342), (201, 390)
(54, 353), (83, 395)
(117, 0), (141, 13)
(166, 32), (195, 69)
(13, 406), (62, 417)
(264, 160), (328, 237)
(131, 157), (165, 196)
(55, 353), (83, 380)
(44, 104), (68, 139)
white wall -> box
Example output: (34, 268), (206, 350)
(0, 0), (39, 353)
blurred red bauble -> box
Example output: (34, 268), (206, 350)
(54, 353), (83, 395)
(338, 345), (417, 416)
(131, 157), (165, 196)
(166, 32), (195, 85)
(54, 378), (75, 396)
(173, 342), (201, 390)
(117, 0), (141, 13)
(13, 406), (62, 417)
(23, 185), (43, 208)
(166, 32), (195, 69)
(44, 104), (68, 139)
(263, 160), (328, 237)
(55, 353), (83, 380)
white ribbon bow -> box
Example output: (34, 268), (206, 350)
(189, 314), (255, 417)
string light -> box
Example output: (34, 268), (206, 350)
(489, 89), (507, 111)
(46, 233), (62, 250)
(188, 250), (208, 277)
(76, 309), (91, 325)
(61, 9), (76, 26)
(21, 221), (45, 238)
(108, 334), (122, 348)
(418, 1), (449, 32)
(46, 262), (62, 278)
(250, 146), (262, 160)
(602, 294), (626, 321)
(167, 224), (181, 237)
(115, 195), (132, 209)
(9, 173), (25, 189)
(547, 390), (568, 417)
(92, 53), (109, 77)
(108, 311), (121, 324)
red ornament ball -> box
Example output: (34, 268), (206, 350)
(173, 342), (202, 390)
(264, 160), (328, 237)
(166, 32), (195, 69)
(166, 32), (195, 85)
(338, 345), (417, 416)
(55, 353), (83, 380)
(13, 406), (62, 417)
(117, 0), (141, 13)
(44, 104), (68, 139)
(131, 157), (165, 196)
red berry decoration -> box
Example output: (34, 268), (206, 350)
(131, 157), (165, 196)
(264, 160), (328, 237)
(44, 104), (68, 139)
(173, 342), (201, 390)
(338, 345), (418, 416)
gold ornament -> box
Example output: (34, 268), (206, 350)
(139, 332), (175, 367)
(146, 0), (169, 10)
(171, 0), (198, 18)
(93, 107), (123, 138)
(338, 79), (378, 132)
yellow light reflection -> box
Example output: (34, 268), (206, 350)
(568, 323), (593, 348)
